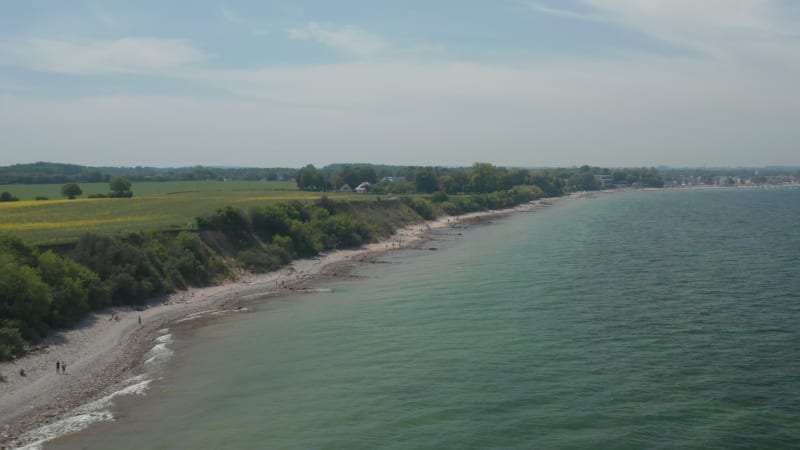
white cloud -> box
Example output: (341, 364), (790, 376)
(525, 2), (606, 22)
(583, 0), (776, 32)
(288, 22), (386, 56)
(579, 0), (800, 68)
(3, 54), (799, 167)
(0, 37), (210, 75)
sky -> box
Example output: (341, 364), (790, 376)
(1, 0), (799, 168)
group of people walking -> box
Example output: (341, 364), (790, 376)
(20, 360), (68, 377)
(18, 314), (143, 379)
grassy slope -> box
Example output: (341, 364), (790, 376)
(0, 181), (374, 243)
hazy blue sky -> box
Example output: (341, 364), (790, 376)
(1, 1), (799, 168)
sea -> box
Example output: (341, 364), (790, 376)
(41, 188), (800, 449)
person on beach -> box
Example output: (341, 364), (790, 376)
(56, 361), (60, 373)
(62, 362), (66, 374)
(138, 316), (142, 325)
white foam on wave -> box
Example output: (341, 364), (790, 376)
(144, 342), (174, 366)
(188, 309), (216, 318)
(76, 379), (152, 414)
(175, 316), (199, 323)
(155, 333), (172, 344)
(16, 411), (114, 450)
(14, 379), (152, 449)
(124, 373), (149, 384)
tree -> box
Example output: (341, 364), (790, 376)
(61, 183), (82, 199)
(501, 168), (529, 189)
(356, 166), (377, 184)
(529, 170), (563, 196)
(109, 176), (133, 198)
(296, 165), (326, 191)
(470, 162), (499, 193)
(441, 171), (469, 194)
(567, 172), (598, 191)
(37, 250), (97, 328)
(413, 167), (439, 193)
(0, 262), (52, 341)
(0, 191), (19, 202)
(338, 167), (360, 189)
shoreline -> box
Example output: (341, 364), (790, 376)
(0, 193), (585, 448)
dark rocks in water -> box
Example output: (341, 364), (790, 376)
(428, 247), (438, 251)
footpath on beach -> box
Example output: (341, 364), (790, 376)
(0, 194), (582, 448)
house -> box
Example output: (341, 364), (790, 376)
(594, 174), (614, 189)
(339, 184), (352, 192)
(354, 182), (373, 193)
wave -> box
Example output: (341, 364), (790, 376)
(15, 328), (176, 448)
(144, 328), (175, 367)
(15, 378), (152, 450)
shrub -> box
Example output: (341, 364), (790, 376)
(400, 197), (437, 220)
(430, 191), (449, 203)
(0, 327), (25, 360)
(0, 192), (19, 202)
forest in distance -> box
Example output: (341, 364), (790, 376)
(2, 160), (798, 188)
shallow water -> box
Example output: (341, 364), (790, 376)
(51, 189), (800, 449)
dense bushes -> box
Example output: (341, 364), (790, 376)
(0, 235), (98, 352)
(399, 185), (547, 217)
(401, 197), (436, 220)
(70, 231), (228, 307)
(0, 228), (230, 359)
(226, 197), (417, 272)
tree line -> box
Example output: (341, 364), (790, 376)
(296, 162), (665, 193)
(0, 162), (298, 185)
(1, 177), (135, 202)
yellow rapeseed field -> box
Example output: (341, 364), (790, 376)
(0, 181), (366, 243)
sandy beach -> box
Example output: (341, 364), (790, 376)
(0, 196), (578, 448)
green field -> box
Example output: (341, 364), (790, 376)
(0, 181), (369, 243)
(1, 180), (298, 200)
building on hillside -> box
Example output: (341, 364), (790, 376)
(355, 182), (373, 193)
(339, 184), (352, 192)
(594, 174), (614, 189)
(381, 176), (406, 183)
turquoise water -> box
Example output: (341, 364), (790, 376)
(53, 189), (800, 449)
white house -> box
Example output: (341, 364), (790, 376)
(355, 182), (373, 193)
